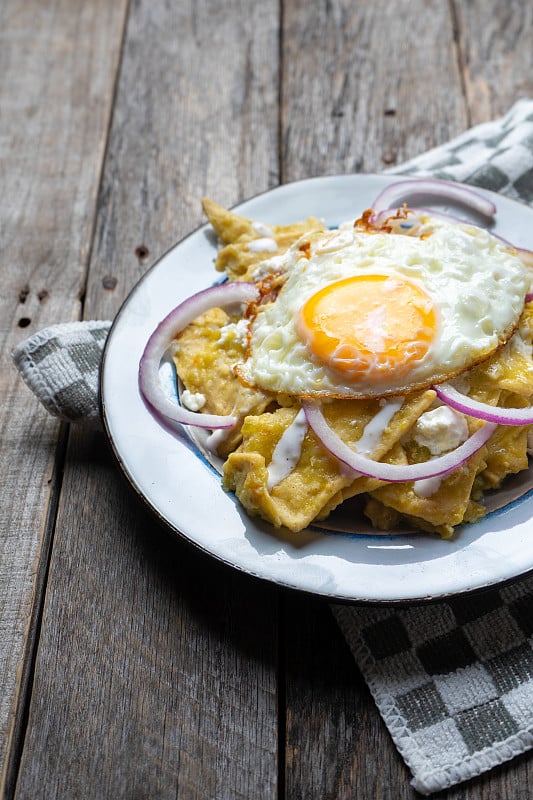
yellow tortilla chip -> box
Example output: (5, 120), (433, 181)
(368, 444), (488, 534)
(201, 198), (255, 244)
(172, 308), (271, 455)
(475, 423), (530, 490)
(202, 197), (325, 280)
(467, 331), (533, 397)
(223, 406), (351, 532)
(363, 495), (486, 539)
(223, 391), (436, 532)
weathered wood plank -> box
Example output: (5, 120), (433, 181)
(453, 0), (533, 123)
(284, 597), (412, 800)
(14, 1), (281, 798)
(85, 0), (281, 322)
(0, 0), (128, 793)
(17, 429), (280, 800)
(280, 0), (468, 182)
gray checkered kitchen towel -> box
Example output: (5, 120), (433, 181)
(12, 99), (533, 794)
(13, 321), (111, 425)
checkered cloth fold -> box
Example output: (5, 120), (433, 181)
(333, 580), (533, 794)
(12, 321), (111, 425)
(11, 99), (533, 794)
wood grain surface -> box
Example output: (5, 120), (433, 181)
(281, 0), (468, 180)
(2, 0), (533, 798)
(454, 0), (533, 123)
(0, 0), (128, 792)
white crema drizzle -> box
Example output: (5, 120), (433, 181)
(266, 398), (404, 491)
(266, 408), (308, 490)
(354, 398), (404, 455)
(248, 237), (278, 253)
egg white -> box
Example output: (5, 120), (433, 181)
(237, 218), (529, 399)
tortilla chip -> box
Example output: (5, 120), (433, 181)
(172, 308), (270, 455)
(368, 442), (488, 532)
(315, 391), (437, 510)
(364, 494), (486, 539)
(201, 198), (255, 244)
(223, 406), (352, 531)
(454, 331), (533, 495)
(363, 497), (403, 531)
(202, 197), (325, 280)
(475, 423), (530, 490)
(316, 442), (407, 521)
(223, 391), (436, 532)
(467, 331), (533, 397)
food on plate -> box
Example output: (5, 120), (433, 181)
(139, 180), (533, 538)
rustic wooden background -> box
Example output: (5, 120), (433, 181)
(2, 0), (533, 797)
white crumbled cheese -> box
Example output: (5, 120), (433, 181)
(410, 406), (470, 498)
(250, 253), (289, 280)
(252, 221), (275, 237)
(413, 475), (444, 498)
(181, 390), (206, 411)
(248, 237), (278, 253)
(218, 318), (249, 346)
(412, 405), (469, 456)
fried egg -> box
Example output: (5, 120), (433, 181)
(237, 218), (530, 399)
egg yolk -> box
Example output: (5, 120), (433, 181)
(296, 274), (436, 381)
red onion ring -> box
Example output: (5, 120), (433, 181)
(302, 400), (496, 483)
(139, 281), (259, 429)
(435, 383), (533, 426)
(372, 178), (496, 219)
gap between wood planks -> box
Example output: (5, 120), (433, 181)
(2, 425), (69, 800)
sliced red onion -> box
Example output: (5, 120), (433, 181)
(372, 178), (496, 219)
(302, 400), (496, 483)
(139, 281), (259, 429)
(435, 383), (533, 426)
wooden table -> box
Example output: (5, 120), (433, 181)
(2, 1), (533, 797)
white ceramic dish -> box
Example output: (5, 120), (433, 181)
(101, 174), (533, 603)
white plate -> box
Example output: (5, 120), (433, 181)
(101, 174), (533, 603)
